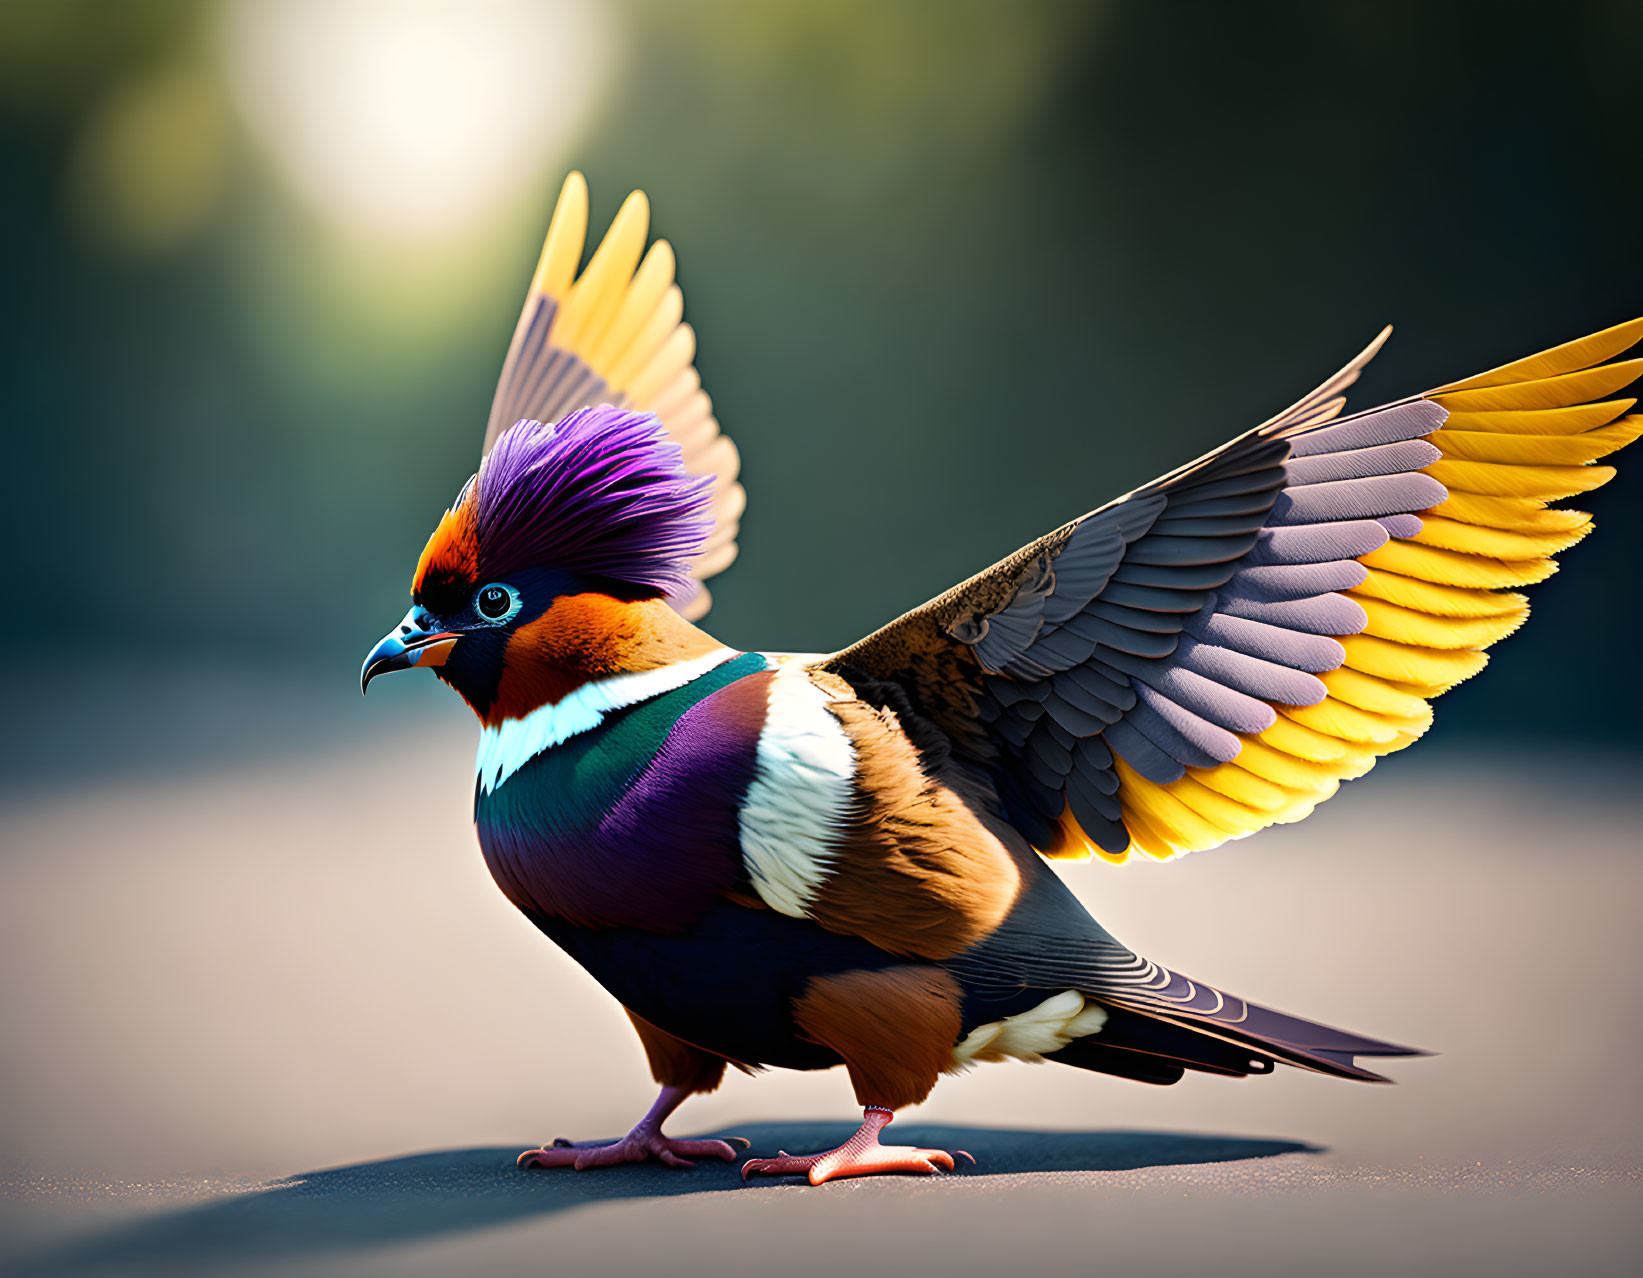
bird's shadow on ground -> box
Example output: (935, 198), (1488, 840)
(11, 1124), (1320, 1275)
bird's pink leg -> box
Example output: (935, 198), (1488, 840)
(517, 1084), (747, 1170)
(741, 1107), (974, 1185)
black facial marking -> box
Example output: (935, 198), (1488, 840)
(414, 567), (473, 618)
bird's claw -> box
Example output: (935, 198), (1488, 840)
(742, 1143), (970, 1184)
(517, 1131), (743, 1171)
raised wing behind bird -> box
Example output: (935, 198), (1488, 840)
(482, 173), (742, 619)
(825, 319), (1643, 863)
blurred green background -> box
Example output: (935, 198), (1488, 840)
(2, 0), (1640, 787)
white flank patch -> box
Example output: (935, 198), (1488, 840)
(949, 990), (1109, 1068)
(475, 647), (740, 795)
(738, 663), (857, 917)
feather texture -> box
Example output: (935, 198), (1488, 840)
(827, 319), (1641, 861)
(481, 173), (742, 619)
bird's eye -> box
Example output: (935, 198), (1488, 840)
(475, 583), (518, 621)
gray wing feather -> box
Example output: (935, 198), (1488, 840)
(824, 340), (1469, 856)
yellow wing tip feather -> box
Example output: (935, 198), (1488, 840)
(532, 170), (590, 301)
(1073, 317), (1642, 865)
(529, 178), (689, 401)
(526, 174), (715, 448)
(1433, 315), (1643, 393)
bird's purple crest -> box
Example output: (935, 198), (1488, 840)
(419, 405), (715, 599)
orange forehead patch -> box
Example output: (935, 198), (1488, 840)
(412, 489), (479, 600)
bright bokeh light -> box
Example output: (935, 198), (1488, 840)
(222, 0), (617, 243)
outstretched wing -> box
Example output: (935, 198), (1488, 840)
(825, 319), (1643, 863)
(482, 173), (742, 619)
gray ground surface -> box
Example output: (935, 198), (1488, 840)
(1, 722), (1639, 1276)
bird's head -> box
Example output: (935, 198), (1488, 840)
(361, 404), (716, 721)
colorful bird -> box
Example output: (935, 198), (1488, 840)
(362, 173), (1641, 1184)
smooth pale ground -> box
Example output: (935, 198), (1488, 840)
(0, 702), (1639, 1277)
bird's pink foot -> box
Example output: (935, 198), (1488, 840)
(741, 1107), (973, 1185)
(516, 1083), (747, 1171)
(517, 1131), (744, 1170)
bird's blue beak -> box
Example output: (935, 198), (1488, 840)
(361, 607), (461, 694)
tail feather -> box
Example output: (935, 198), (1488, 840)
(1050, 1036), (1189, 1087)
(1069, 1005), (1279, 1079)
(1060, 960), (1427, 1084)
